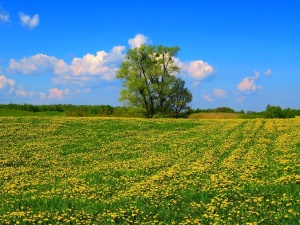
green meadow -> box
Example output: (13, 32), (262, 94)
(0, 117), (299, 224)
(0, 108), (64, 117)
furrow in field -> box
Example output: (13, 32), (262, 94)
(110, 120), (247, 201)
(211, 119), (271, 191)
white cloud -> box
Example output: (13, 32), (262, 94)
(128, 33), (148, 48)
(237, 77), (256, 91)
(51, 75), (89, 86)
(49, 88), (69, 100)
(0, 75), (47, 100)
(237, 71), (261, 93)
(0, 75), (15, 89)
(15, 89), (45, 98)
(53, 59), (70, 75)
(9, 54), (66, 74)
(106, 46), (127, 63)
(265, 69), (272, 76)
(177, 59), (215, 80)
(0, 7), (10, 23)
(15, 90), (27, 96)
(19, 12), (39, 29)
(9, 46), (126, 85)
(202, 92), (213, 102)
(68, 46), (125, 79)
(213, 88), (226, 98)
(70, 52), (107, 76)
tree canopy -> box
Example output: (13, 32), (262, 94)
(117, 44), (192, 118)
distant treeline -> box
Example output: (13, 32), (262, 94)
(191, 107), (242, 114)
(1, 104), (300, 118)
(0, 103), (188, 118)
(0, 103), (143, 117)
(190, 105), (300, 118)
(263, 105), (300, 118)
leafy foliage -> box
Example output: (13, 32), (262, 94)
(169, 78), (193, 117)
(264, 105), (300, 118)
(117, 44), (192, 117)
(265, 105), (284, 118)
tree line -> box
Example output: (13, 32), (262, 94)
(0, 103), (190, 118)
(191, 107), (240, 114)
(0, 103), (139, 117)
(263, 104), (300, 118)
(1, 103), (300, 118)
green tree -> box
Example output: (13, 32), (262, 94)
(282, 107), (295, 118)
(117, 44), (191, 118)
(264, 104), (283, 118)
(169, 78), (193, 117)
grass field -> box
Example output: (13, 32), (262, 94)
(0, 117), (299, 224)
(188, 113), (264, 119)
(0, 108), (64, 117)
(188, 113), (241, 119)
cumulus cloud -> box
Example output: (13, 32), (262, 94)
(235, 71), (262, 103)
(68, 46), (125, 79)
(128, 33), (149, 48)
(237, 71), (261, 93)
(0, 75), (15, 89)
(19, 12), (39, 29)
(237, 77), (255, 91)
(265, 69), (272, 76)
(9, 54), (66, 74)
(176, 59), (215, 81)
(0, 7), (10, 23)
(185, 60), (214, 80)
(9, 46), (126, 85)
(213, 88), (226, 98)
(202, 92), (213, 102)
(49, 88), (69, 100)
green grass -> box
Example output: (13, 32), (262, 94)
(0, 117), (299, 224)
(189, 112), (264, 119)
(239, 114), (264, 119)
(0, 108), (65, 117)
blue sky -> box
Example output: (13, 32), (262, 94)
(0, 0), (299, 111)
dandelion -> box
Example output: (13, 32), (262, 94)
(0, 117), (299, 224)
